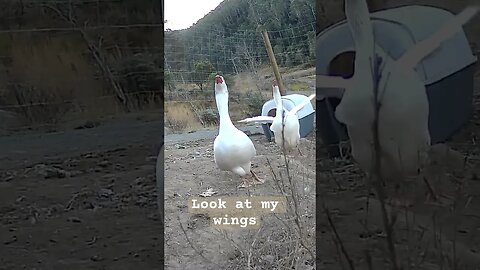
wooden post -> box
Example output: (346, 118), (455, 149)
(261, 30), (286, 96)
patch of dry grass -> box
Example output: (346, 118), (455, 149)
(287, 81), (311, 91)
(1, 35), (96, 124)
(165, 102), (203, 132)
(0, 31), (161, 131)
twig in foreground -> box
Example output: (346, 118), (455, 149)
(322, 201), (356, 270)
(177, 215), (224, 268)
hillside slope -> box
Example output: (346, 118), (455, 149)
(165, 0), (316, 81)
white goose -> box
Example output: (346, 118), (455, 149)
(239, 80), (315, 153)
(213, 75), (264, 188)
(315, 0), (479, 179)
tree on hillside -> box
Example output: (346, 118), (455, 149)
(193, 60), (215, 91)
(164, 0), (316, 79)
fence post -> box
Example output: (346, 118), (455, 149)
(261, 29), (286, 96)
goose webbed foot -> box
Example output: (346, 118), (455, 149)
(237, 170), (265, 189)
(250, 170), (265, 184)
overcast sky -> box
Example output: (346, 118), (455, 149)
(164, 0), (224, 30)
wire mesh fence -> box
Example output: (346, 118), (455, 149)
(165, 22), (316, 82)
(164, 0), (316, 132)
(0, 0), (162, 134)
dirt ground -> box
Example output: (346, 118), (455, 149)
(0, 112), (164, 270)
(164, 127), (316, 269)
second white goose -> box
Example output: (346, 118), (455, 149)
(239, 80), (315, 154)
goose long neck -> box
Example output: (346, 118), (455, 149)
(345, 0), (375, 66)
(215, 91), (234, 130)
(273, 86), (283, 115)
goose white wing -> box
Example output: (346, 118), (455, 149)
(238, 116), (275, 124)
(398, 6), (479, 70)
(288, 94), (316, 116)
